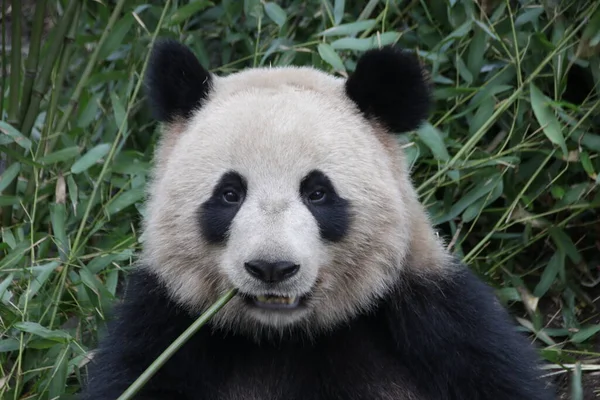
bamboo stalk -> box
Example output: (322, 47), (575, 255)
(46, 0), (129, 155)
(20, 2), (82, 218)
(0, 0), (7, 118)
(19, 0), (77, 140)
(18, 0), (49, 128)
(116, 289), (238, 400)
(7, 0), (20, 126)
(2, 0), (23, 227)
(9, 0), (78, 225)
(36, 3), (81, 162)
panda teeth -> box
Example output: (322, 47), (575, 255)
(254, 295), (299, 307)
(256, 295), (297, 304)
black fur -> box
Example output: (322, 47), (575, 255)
(345, 47), (431, 133)
(198, 171), (247, 243)
(81, 263), (553, 399)
(145, 39), (212, 122)
(300, 170), (350, 242)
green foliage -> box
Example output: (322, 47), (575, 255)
(1, 0), (599, 397)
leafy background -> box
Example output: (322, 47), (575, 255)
(1, 0), (599, 398)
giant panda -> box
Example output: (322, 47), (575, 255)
(82, 39), (554, 400)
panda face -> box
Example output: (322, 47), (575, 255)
(141, 41), (437, 336)
(203, 167), (350, 295)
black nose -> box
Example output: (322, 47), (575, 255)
(244, 260), (300, 283)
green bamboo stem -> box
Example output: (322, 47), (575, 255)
(20, 2), (81, 205)
(116, 289), (238, 400)
(34, 3), (82, 319)
(7, 0), (20, 126)
(0, 0), (7, 118)
(46, 0), (129, 155)
(18, 0), (49, 128)
(37, 3), (81, 162)
(19, 0), (77, 140)
(2, 0), (22, 227)
(7, 2), (23, 389)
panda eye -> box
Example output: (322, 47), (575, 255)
(222, 190), (241, 204)
(308, 189), (326, 203)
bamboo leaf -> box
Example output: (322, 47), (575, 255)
(264, 2), (287, 27)
(0, 121), (32, 150)
(0, 241), (29, 269)
(13, 322), (71, 343)
(443, 20), (473, 43)
(455, 56), (473, 84)
(48, 344), (70, 398)
(0, 162), (21, 193)
(469, 97), (495, 136)
(244, 0), (263, 19)
(530, 83), (567, 154)
(18, 261), (60, 307)
(416, 122), (450, 162)
(434, 174), (502, 225)
(462, 178), (504, 222)
(467, 27), (487, 81)
(98, 15), (134, 60)
(50, 203), (69, 261)
(0, 339), (20, 353)
(333, 0), (345, 25)
(78, 267), (101, 296)
(77, 93), (101, 128)
(571, 325), (600, 344)
(317, 43), (346, 72)
(579, 151), (596, 179)
(549, 227), (582, 264)
(0, 196), (21, 207)
(515, 7), (544, 27)
(169, 1), (213, 25)
(533, 251), (563, 298)
(473, 19), (499, 41)
(572, 131), (600, 152)
(105, 186), (146, 215)
(38, 147), (81, 165)
(2, 228), (17, 248)
(318, 20), (376, 37)
(71, 143), (111, 174)
(0, 273), (14, 303)
(330, 32), (399, 51)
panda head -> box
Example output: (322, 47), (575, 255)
(141, 39), (448, 338)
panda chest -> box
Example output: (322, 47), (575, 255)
(213, 363), (420, 400)
(192, 333), (422, 400)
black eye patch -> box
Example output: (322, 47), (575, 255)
(300, 170), (350, 242)
(198, 171), (247, 244)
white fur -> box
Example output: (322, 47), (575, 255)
(140, 66), (450, 337)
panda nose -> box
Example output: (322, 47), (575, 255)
(244, 260), (300, 283)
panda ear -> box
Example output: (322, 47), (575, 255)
(145, 39), (213, 123)
(345, 47), (431, 133)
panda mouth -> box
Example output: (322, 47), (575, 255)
(252, 294), (301, 309)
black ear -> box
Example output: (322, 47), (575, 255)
(345, 47), (431, 133)
(145, 39), (213, 123)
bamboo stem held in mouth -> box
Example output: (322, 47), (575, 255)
(116, 288), (238, 400)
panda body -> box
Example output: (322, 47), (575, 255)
(82, 40), (553, 399)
